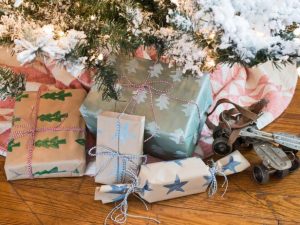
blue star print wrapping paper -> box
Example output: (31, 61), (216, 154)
(80, 55), (212, 160)
(95, 151), (250, 203)
(94, 111), (145, 184)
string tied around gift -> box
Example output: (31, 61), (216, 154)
(88, 146), (147, 183)
(104, 169), (160, 225)
(119, 73), (203, 142)
(9, 89), (85, 178)
(89, 112), (147, 183)
(207, 160), (228, 198)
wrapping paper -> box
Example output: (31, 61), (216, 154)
(94, 111), (145, 184)
(80, 55), (212, 159)
(4, 89), (87, 180)
(95, 151), (250, 203)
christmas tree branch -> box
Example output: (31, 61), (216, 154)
(0, 67), (26, 100)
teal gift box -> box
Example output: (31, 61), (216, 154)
(80, 56), (212, 159)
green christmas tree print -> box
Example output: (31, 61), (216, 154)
(7, 139), (20, 152)
(33, 167), (66, 176)
(72, 168), (80, 174)
(41, 90), (72, 101)
(15, 93), (28, 102)
(75, 139), (86, 146)
(38, 111), (68, 122)
(35, 136), (66, 149)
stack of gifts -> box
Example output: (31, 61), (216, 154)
(2, 55), (250, 224)
(80, 55), (212, 159)
(80, 57), (250, 223)
(90, 109), (250, 223)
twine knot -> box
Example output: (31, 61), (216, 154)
(104, 169), (160, 225)
(88, 146), (147, 183)
(207, 160), (228, 197)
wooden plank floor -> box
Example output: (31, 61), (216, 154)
(1, 81), (300, 225)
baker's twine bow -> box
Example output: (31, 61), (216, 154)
(120, 74), (202, 142)
(88, 146), (147, 183)
(10, 89), (85, 178)
(104, 169), (160, 225)
(207, 160), (228, 198)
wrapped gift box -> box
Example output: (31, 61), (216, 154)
(94, 111), (145, 184)
(4, 89), (87, 180)
(95, 151), (250, 204)
(80, 56), (212, 159)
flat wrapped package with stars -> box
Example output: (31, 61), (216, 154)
(4, 89), (87, 180)
(95, 151), (250, 203)
(80, 55), (212, 159)
(94, 111), (145, 184)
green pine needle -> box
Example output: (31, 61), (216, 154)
(0, 67), (26, 100)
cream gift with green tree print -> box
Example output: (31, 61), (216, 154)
(5, 89), (87, 180)
(80, 56), (212, 159)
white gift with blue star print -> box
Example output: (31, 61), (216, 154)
(95, 151), (251, 203)
(94, 112), (145, 184)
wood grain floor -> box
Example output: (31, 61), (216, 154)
(1, 81), (300, 225)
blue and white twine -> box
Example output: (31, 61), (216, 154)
(88, 146), (147, 183)
(207, 160), (228, 198)
(104, 169), (160, 224)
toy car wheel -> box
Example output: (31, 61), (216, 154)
(274, 169), (290, 179)
(213, 126), (224, 139)
(274, 169), (289, 179)
(213, 137), (232, 155)
(281, 145), (298, 155)
(232, 137), (247, 150)
(289, 156), (300, 172)
(253, 164), (270, 184)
